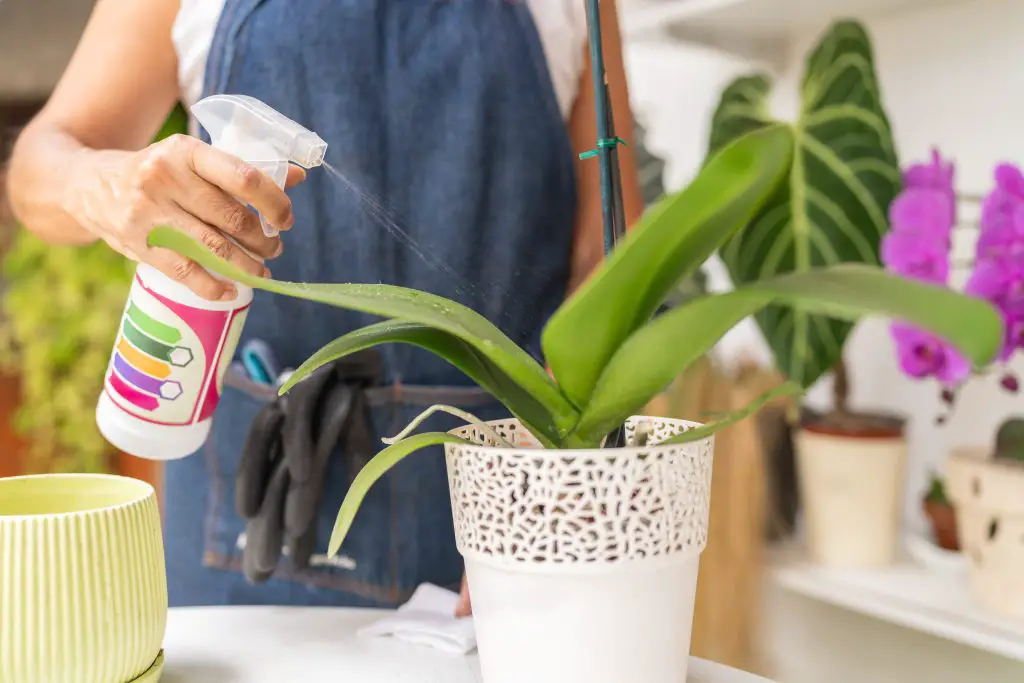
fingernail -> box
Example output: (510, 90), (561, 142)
(263, 266), (272, 278)
(220, 285), (237, 301)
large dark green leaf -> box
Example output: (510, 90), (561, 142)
(542, 124), (793, 409)
(280, 320), (559, 446)
(147, 228), (578, 437)
(708, 20), (901, 388)
(571, 265), (1002, 443)
(328, 432), (466, 556)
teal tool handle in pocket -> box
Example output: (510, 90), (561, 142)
(241, 339), (278, 386)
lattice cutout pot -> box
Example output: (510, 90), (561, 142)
(446, 416), (714, 683)
(947, 449), (1024, 618)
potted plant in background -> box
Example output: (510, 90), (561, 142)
(878, 144), (1024, 615)
(922, 473), (959, 552)
(906, 471), (965, 574)
(706, 19), (913, 567)
(0, 105), (187, 478)
(948, 421), (1024, 618)
(150, 114), (1001, 681)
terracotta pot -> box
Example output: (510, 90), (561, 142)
(795, 415), (906, 568)
(922, 499), (959, 551)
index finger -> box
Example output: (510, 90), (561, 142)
(187, 142), (295, 233)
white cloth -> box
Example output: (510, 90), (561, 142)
(358, 584), (477, 655)
(172, 0), (588, 121)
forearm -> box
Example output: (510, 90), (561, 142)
(8, 123), (106, 246)
(567, 230), (604, 295)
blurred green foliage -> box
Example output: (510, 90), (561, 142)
(0, 104), (188, 472)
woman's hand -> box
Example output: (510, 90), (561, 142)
(67, 133), (306, 301)
(455, 573), (472, 617)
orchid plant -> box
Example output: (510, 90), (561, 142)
(882, 151), (1024, 424)
(149, 123), (1004, 554)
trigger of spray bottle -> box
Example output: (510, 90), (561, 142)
(96, 95), (327, 461)
(191, 94), (328, 237)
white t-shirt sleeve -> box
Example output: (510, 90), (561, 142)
(172, 0), (226, 110)
(524, 0), (589, 121)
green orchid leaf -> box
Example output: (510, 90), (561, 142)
(661, 382), (804, 445)
(281, 320), (559, 447)
(709, 20), (901, 388)
(572, 265), (1002, 443)
(147, 227), (577, 437)
(542, 124), (793, 409)
(328, 432), (466, 556)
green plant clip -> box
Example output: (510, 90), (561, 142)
(578, 136), (627, 160)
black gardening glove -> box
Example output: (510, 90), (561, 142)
(235, 352), (380, 584)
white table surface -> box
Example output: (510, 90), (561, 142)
(162, 607), (772, 683)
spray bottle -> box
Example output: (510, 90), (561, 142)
(96, 94), (327, 460)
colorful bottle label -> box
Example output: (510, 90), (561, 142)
(103, 273), (249, 426)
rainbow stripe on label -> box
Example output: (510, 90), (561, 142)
(108, 301), (191, 411)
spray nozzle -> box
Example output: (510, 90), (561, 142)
(192, 94), (327, 169)
(191, 94), (327, 237)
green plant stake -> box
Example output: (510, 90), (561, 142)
(581, 0), (627, 254)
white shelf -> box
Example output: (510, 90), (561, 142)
(773, 558), (1024, 663)
(623, 0), (968, 42)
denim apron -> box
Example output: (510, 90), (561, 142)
(164, 0), (576, 607)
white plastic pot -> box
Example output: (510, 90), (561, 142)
(445, 417), (714, 683)
(795, 427), (907, 567)
(947, 448), (1024, 618)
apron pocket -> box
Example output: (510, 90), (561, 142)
(203, 367), (506, 605)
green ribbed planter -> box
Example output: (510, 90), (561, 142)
(0, 474), (167, 683)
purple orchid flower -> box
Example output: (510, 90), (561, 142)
(890, 323), (971, 385)
(884, 149), (965, 384)
(903, 148), (955, 192)
(881, 229), (949, 283)
(888, 187), (955, 241)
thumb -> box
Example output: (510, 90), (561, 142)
(454, 573), (472, 617)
